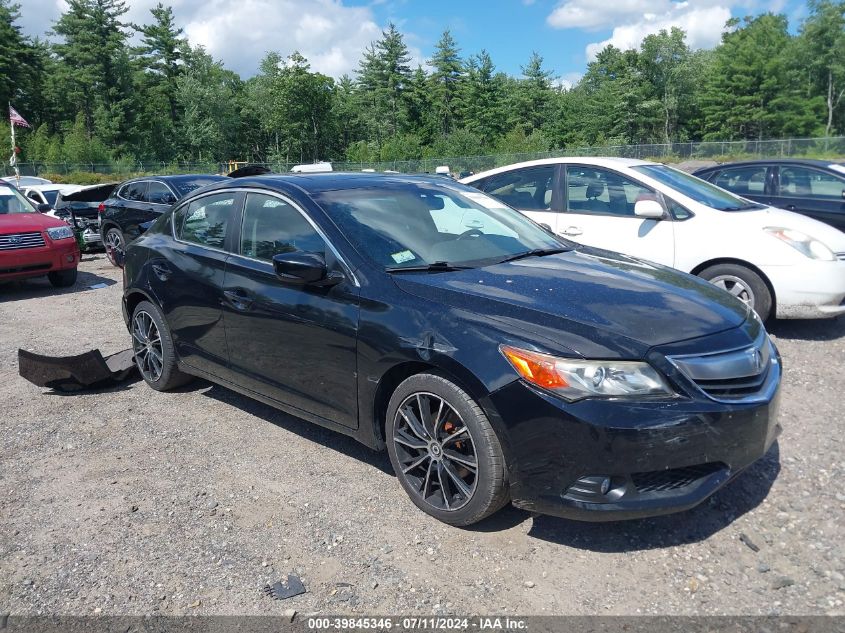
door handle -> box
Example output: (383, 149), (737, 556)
(151, 263), (171, 281)
(562, 226), (583, 236)
(224, 288), (254, 310)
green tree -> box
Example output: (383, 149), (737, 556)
(799, 0), (845, 135)
(429, 30), (464, 136)
(135, 3), (185, 123)
(639, 28), (693, 143)
(462, 51), (506, 145)
(514, 52), (555, 133)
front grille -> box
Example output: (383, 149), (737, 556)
(667, 329), (775, 403)
(632, 463), (724, 494)
(0, 231), (45, 250)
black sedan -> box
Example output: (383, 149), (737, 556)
(694, 159), (845, 232)
(122, 173), (781, 526)
(100, 174), (228, 265)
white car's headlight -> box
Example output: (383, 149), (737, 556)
(501, 345), (674, 401)
(765, 227), (835, 261)
(46, 225), (74, 241)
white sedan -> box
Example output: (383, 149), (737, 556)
(461, 157), (845, 320)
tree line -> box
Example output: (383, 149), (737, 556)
(2, 0), (844, 167)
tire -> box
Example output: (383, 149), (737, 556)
(103, 227), (124, 267)
(130, 300), (192, 391)
(48, 268), (77, 288)
(386, 373), (509, 526)
(698, 263), (773, 321)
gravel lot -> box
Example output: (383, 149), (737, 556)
(1, 254), (844, 617)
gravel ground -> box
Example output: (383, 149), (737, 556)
(1, 253), (844, 617)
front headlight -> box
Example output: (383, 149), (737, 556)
(501, 345), (674, 401)
(46, 225), (74, 241)
(765, 227), (835, 261)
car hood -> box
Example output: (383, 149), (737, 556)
(742, 206), (845, 251)
(392, 248), (749, 359)
(0, 212), (67, 233)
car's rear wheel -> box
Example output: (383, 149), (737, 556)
(698, 263), (773, 321)
(47, 268), (77, 288)
(386, 373), (509, 526)
(104, 227), (124, 266)
(131, 300), (192, 391)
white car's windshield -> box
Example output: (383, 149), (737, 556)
(316, 182), (568, 270)
(633, 164), (765, 211)
(0, 185), (37, 214)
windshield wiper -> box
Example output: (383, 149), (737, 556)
(385, 261), (472, 273)
(494, 247), (571, 264)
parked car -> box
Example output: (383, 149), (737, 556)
(51, 183), (119, 251)
(22, 184), (84, 210)
(461, 158), (845, 320)
(100, 174), (229, 266)
(123, 173), (781, 526)
(0, 181), (80, 287)
(693, 159), (845, 232)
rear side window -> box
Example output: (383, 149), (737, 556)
(176, 193), (237, 250)
(120, 181), (147, 201)
(476, 166), (555, 210)
(240, 193), (325, 261)
(713, 166), (768, 195)
(779, 166), (845, 200)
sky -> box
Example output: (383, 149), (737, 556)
(16, 0), (809, 85)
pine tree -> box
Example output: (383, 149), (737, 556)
(429, 30), (464, 136)
(799, 0), (845, 135)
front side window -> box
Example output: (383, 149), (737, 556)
(566, 166), (655, 217)
(778, 166), (845, 200)
(315, 183), (565, 270)
(177, 193), (236, 250)
(240, 193), (325, 261)
(714, 166), (768, 195)
(147, 181), (176, 205)
(477, 166), (555, 210)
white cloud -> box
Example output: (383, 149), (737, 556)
(16, 0), (403, 78)
(546, 0), (735, 60)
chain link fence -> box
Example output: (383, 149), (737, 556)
(6, 136), (845, 180)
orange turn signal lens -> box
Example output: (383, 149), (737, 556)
(501, 345), (569, 389)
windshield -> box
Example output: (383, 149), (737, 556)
(42, 190), (59, 206)
(316, 182), (566, 270)
(0, 185), (37, 214)
(632, 164), (764, 211)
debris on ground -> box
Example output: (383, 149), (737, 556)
(18, 348), (136, 392)
(263, 575), (306, 600)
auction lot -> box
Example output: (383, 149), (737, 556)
(1, 254), (844, 616)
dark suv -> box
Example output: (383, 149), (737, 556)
(100, 174), (228, 265)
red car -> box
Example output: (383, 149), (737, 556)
(0, 182), (80, 287)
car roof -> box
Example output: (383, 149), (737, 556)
(695, 158), (845, 173)
(126, 174), (228, 184)
(23, 184), (84, 192)
(460, 156), (656, 181)
(195, 171), (468, 196)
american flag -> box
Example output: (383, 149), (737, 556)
(9, 105), (31, 128)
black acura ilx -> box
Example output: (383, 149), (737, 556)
(122, 173), (781, 526)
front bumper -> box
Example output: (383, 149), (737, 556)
(761, 259), (845, 319)
(485, 371), (781, 522)
(0, 237), (80, 282)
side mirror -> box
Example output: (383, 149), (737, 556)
(36, 203), (51, 213)
(272, 251), (337, 286)
(634, 199), (665, 219)
(539, 222), (553, 233)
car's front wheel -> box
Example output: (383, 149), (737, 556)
(131, 300), (192, 391)
(386, 373), (509, 526)
(699, 263), (773, 321)
(48, 268), (77, 288)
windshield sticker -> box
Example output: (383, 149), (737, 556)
(464, 191), (509, 210)
(390, 250), (415, 264)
